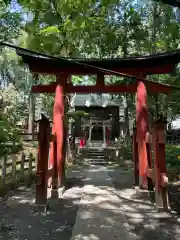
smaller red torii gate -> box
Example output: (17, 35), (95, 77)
(2, 42), (180, 211)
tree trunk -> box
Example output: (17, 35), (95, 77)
(122, 12), (130, 138)
(124, 94), (130, 137)
(155, 94), (159, 117)
(28, 93), (35, 137)
(28, 74), (38, 139)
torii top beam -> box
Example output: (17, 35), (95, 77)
(1, 42), (180, 76)
(1, 42), (180, 94)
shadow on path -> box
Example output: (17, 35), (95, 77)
(0, 169), (85, 240)
(108, 167), (180, 240)
(1, 165), (180, 239)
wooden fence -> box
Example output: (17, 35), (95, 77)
(0, 152), (36, 194)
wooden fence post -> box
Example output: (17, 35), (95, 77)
(20, 152), (25, 180)
(152, 116), (170, 212)
(146, 134), (154, 192)
(12, 155), (17, 188)
(132, 127), (139, 187)
(51, 139), (58, 196)
(35, 114), (50, 210)
(28, 153), (33, 184)
(1, 155), (7, 190)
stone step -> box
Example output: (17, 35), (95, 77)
(85, 158), (109, 161)
(77, 149), (112, 166)
(88, 158), (109, 160)
(85, 154), (106, 158)
(81, 154), (109, 158)
(79, 153), (108, 157)
(87, 161), (109, 165)
(84, 158), (110, 165)
(86, 151), (105, 154)
(83, 150), (110, 154)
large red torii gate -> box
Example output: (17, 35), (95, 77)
(1, 42), (180, 210)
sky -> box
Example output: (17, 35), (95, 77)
(9, 0), (33, 23)
(10, 0), (21, 13)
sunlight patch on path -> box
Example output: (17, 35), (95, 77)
(70, 166), (134, 240)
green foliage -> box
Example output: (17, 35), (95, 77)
(0, 83), (23, 156)
(166, 144), (180, 168)
(117, 137), (132, 161)
(0, 0), (21, 41)
(1, 0), (180, 159)
(0, 115), (21, 142)
(0, 114), (22, 156)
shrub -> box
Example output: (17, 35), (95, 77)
(166, 144), (180, 168)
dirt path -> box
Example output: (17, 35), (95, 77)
(0, 165), (86, 240)
(1, 165), (180, 239)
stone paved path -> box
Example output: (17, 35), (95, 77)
(1, 165), (180, 239)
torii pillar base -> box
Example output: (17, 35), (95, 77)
(50, 187), (66, 198)
(33, 203), (49, 213)
(135, 186), (155, 201)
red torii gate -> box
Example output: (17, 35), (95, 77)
(2, 43), (180, 211)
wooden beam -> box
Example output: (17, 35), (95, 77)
(96, 73), (104, 87)
(32, 82), (171, 94)
(29, 62), (175, 75)
(32, 83), (137, 93)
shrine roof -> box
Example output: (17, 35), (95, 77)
(1, 42), (180, 75)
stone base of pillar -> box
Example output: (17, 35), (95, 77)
(135, 186), (155, 201)
(33, 203), (49, 213)
(48, 186), (65, 198)
(155, 205), (171, 213)
(154, 190), (171, 213)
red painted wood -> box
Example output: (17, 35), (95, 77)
(146, 142), (154, 191)
(32, 82), (171, 94)
(152, 119), (169, 211)
(53, 83), (65, 187)
(49, 74), (68, 189)
(96, 73), (104, 87)
(32, 83), (136, 93)
(49, 127), (55, 167)
(29, 63), (175, 75)
(153, 120), (167, 190)
(49, 138), (57, 188)
(35, 116), (50, 205)
(136, 81), (149, 187)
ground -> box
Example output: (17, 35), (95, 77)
(0, 164), (180, 240)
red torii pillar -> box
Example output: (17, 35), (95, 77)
(35, 114), (51, 209)
(136, 81), (149, 189)
(152, 116), (169, 211)
(49, 74), (67, 195)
